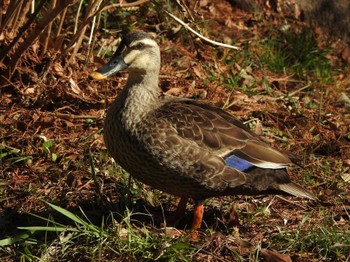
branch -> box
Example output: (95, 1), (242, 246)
(99, 0), (151, 12)
(160, 7), (240, 50)
(5, 0), (74, 79)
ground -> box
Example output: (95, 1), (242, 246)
(0, 0), (349, 261)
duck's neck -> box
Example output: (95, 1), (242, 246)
(118, 69), (160, 129)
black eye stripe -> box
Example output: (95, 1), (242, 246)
(130, 43), (152, 50)
(122, 42), (154, 57)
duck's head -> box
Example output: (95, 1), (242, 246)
(90, 31), (160, 80)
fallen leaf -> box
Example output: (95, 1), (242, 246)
(336, 92), (350, 110)
(340, 173), (350, 183)
(193, 64), (206, 79)
(261, 249), (292, 262)
(53, 63), (64, 76)
(165, 87), (183, 96)
(69, 78), (82, 95)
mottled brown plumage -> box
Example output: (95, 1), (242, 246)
(90, 31), (316, 231)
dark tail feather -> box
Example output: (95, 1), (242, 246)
(278, 182), (317, 201)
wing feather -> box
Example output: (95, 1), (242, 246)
(155, 99), (292, 168)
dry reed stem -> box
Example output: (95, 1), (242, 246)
(42, 0), (57, 55)
(62, 0), (149, 61)
(0, 0), (21, 34)
(0, 0), (49, 63)
(54, 7), (68, 51)
(100, 0), (151, 12)
(9, 0), (23, 32)
(5, 0), (74, 78)
(0, 1), (3, 31)
(14, 0), (31, 35)
(69, 0), (104, 63)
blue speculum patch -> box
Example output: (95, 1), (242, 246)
(224, 154), (254, 171)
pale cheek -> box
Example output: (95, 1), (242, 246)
(129, 55), (150, 69)
(124, 55), (135, 65)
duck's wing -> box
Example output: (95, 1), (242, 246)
(149, 99), (316, 200)
(156, 99), (293, 171)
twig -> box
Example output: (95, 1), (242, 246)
(275, 195), (311, 210)
(61, 0), (150, 57)
(51, 112), (99, 119)
(159, 6), (240, 50)
(89, 149), (108, 203)
(100, 0), (150, 12)
(62, 0), (149, 58)
(4, 0), (73, 78)
(0, 0), (49, 63)
(287, 84), (312, 97)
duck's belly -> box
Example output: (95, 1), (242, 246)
(103, 125), (219, 199)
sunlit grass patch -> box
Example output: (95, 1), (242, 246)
(258, 28), (333, 81)
(300, 158), (348, 191)
(270, 215), (350, 260)
(214, 48), (261, 94)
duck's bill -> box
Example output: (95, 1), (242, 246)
(90, 54), (128, 80)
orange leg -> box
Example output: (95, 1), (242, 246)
(185, 201), (204, 239)
(191, 201), (204, 231)
(165, 199), (204, 239)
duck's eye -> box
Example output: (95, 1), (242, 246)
(135, 42), (145, 49)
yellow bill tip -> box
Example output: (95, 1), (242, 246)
(89, 71), (107, 80)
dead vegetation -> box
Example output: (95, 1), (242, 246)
(0, 0), (349, 261)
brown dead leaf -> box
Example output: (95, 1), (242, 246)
(165, 87), (183, 96)
(53, 62), (64, 76)
(261, 249), (292, 262)
(23, 87), (36, 95)
(341, 46), (350, 63)
(340, 173), (350, 183)
(193, 64), (206, 79)
(236, 238), (253, 256)
(254, 119), (263, 135)
(336, 93), (350, 110)
(193, 88), (207, 99)
(69, 78), (82, 95)
(199, 0), (209, 7)
(236, 64), (256, 87)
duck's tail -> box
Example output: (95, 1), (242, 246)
(278, 182), (317, 201)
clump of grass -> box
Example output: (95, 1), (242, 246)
(270, 215), (350, 260)
(0, 145), (31, 168)
(204, 47), (261, 95)
(259, 28), (333, 81)
(0, 202), (195, 261)
(299, 158), (347, 190)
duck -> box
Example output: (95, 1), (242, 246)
(90, 31), (316, 233)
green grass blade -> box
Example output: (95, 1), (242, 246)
(17, 226), (70, 232)
(44, 201), (90, 227)
(0, 232), (32, 246)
